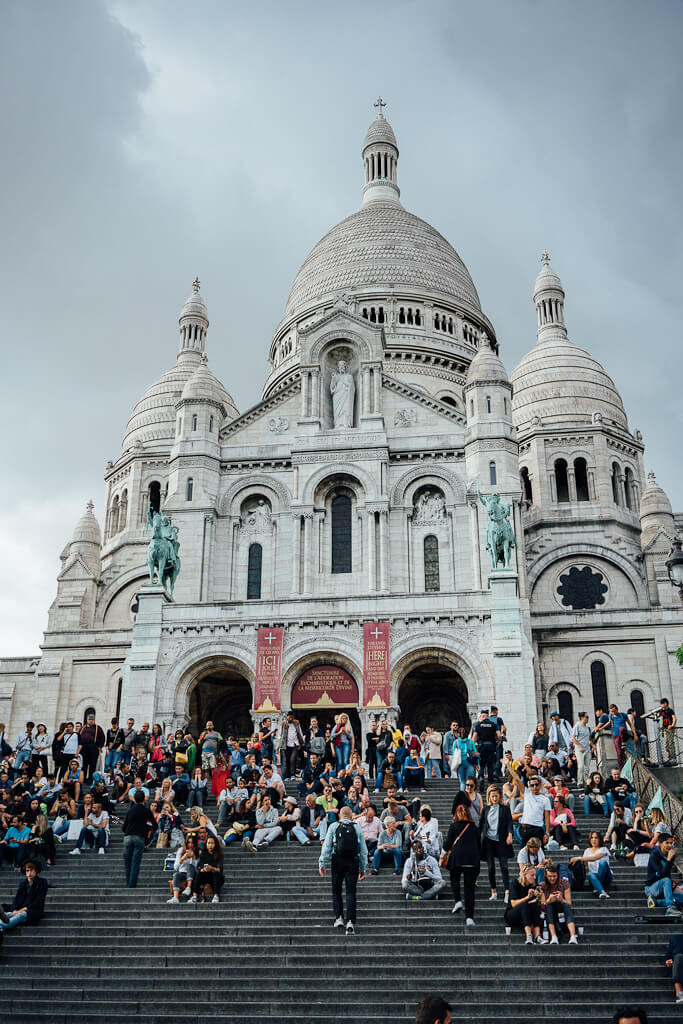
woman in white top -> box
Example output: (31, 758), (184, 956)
(570, 829), (612, 898)
(167, 834), (200, 903)
(517, 836), (545, 870)
(331, 714), (354, 771)
(31, 725), (52, 774)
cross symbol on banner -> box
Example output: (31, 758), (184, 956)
(371, 627), (382, 640)
(264, 632), (277, 645)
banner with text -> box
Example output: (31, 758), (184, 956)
(363, 621), (391, 709)
(254, 627), (284, 713)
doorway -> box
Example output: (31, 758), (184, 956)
(397, 662), (470, 735)
(188, 670), (253, 739)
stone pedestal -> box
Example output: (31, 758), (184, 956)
(488, 569), (537, 753)
(119, 585), (172, 725)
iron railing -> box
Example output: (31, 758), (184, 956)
(626, 749), (683, 846)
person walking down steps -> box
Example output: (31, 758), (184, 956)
(319, 805), (368, 935)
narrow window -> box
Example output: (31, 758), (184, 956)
(469, 400), (474, 417)
(209, 416), (214, 433)
(331, 495), (352, 573)
(149, 481), (161, 516)
(415, 310), (421, 326)
(192, 414), (198, 432)
(486, 395), (492, 414)
(186, 478), (194, 501)
(489, 461), (497, 486)
(504, 397), (508, 414)
(424, 535), (440, 592)
(590, 661), (609, 712)
(520, 468), (533, 503)
(399, 307), (406, 324)
(630, 689), (646, 736)
(247, 543), (262, 599)
(407, 308), (414, 325)
(378, 307), (384, 324)
(557, 690), (574, 724)
(574, 458), (590, 501)
(611, 462), (621, 505)
(624, 467), (633, 510)
(555, 459), (569, 502)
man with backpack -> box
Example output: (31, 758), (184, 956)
(318, 805), (368, 934)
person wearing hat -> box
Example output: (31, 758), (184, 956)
(402, 839), (446, 901)
(279, 795), (302, 842)
(0, 859), (48, 931)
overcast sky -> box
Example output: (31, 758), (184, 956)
(1, 0), (681, 656)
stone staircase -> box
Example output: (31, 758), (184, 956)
(0, 779), (675, 1022)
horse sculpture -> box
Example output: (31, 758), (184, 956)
(147, 513), (181, 596)
(478, 489), (516, 570)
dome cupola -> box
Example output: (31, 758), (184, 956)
(640, 471), (674, 545)
(178, 277), (209, 360)
(466, 336), (508, 385)
(361, 97), (400, 206)
(533, 251), (566, 341)
(67, 500), (101, 573)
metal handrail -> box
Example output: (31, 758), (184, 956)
(626, 749), (683, 846)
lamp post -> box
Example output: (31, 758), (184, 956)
(666, 537), (683, 605)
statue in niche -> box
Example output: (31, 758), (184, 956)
(413, 489), (446, 525)
(330, 359), (355, 428)
(243, 499), (271, 534)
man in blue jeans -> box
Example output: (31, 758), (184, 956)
(122, 790), (155, 888)
(646, 834), (683, 917)
(403, 748), (426, 793)
(370, 816), (404, 875)
(375, 750), (403, 793)
(0, 860), (47, 932)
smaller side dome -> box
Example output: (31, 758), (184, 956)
(639, 471), (674, 544)
(71, 500), (102, 547)
(466, 338), (509, 385)
(178, 359), (239, 420)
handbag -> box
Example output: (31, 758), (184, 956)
(450, 745), (462, 771)
(439, 823), (471, 869)
(175, 752), (188, 765)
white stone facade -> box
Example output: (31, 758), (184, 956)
(2, 112), (682, 753)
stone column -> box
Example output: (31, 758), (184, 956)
(378, 509), (388, 592)
(567, 467), (577, 502)
(362, 367), (371, 415)
(488, 570), (537, 753)
(470, 501), (482, 590)
(512, 501), (527, 598)
(367, 510), (376, 592)
(303, 512), (313, 595)
(406, 512), (413, 591)
(120, 585), (172, 726)
(310, 370), (319, 420)
(301, 371), (310, 418)
(373, 365), (381, 414)
(291, 515), (301, 595)
(228, 518), (240, 599)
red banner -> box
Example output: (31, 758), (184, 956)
(291, 666), (358, 708)
(363, 621), (391, 708)
(254, 627), (284, 713)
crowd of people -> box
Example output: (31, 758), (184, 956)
(0, 698), (681, 1005)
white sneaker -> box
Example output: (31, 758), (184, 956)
(167, 896), (180, 904)
(598, 891), (610, 900)
(504, 891), (509, 904)
(70, 848), (81, 856)
(536, 936), (548, 944)
(525, 934), (534, 945)
(451, 901), (463, 914)
(212, 894), (219, 903)
(465, 918), (475, 927)
(488, 892), (498, 901)
(345, 922), (355, 935)
(333, 916), (345, 928)
(568, 935), (578, 944)
(98, 848), (105, 856)
(550, 935), (559, 944)
(188, 894), (197, 903)
(54, 834), (63, 844)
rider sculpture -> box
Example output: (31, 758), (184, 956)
(478, 488), (516, 570)
(147, 513), (181, 596)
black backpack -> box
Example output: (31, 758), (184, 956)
(334, 821), (359, 858)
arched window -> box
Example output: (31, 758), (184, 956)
(109, 496), (119, 537)
(624, 467), (633, 510)
(186, 478), (194, 502)
(148, 481), (161, 516)
(557, 689), (574, 724)
(331, 495), (352, 574)
(192, 414), (198, 432)
(486, 396), (492, 414)
(424, 535), (440, 592)
(574, 458), (590, 502)
(489, 461), (497, 486)
(118, 490), (128, 532)
(247, 543), (262, 599)
(555, 459), (569, 502)
(520, 467), (533, 504)
(611, 462), (621, 505)
(590, 660), (609, 712)
(441, 395), (458, 409)
(209, 416), (214, 433)
(83, 706), (96, 723)
(630, 689), (646, 735)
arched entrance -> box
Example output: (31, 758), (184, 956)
(290, 665), (361, 741)
(397, 662), (470, 735)
(188, 668), (253, 739)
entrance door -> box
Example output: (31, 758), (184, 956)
(398, 662), (470, 735)
(290, 665), (362, 753)
(189, 670), (253, 739)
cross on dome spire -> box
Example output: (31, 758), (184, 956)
(374, 96), (386, 119)
(192, 276), (201, 294)
(86, 500), (94, 513)
(541, 250), (550, 266)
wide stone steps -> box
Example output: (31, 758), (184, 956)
(0, 778), (672, 1023)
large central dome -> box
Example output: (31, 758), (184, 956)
(284, 201), (482, 321)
